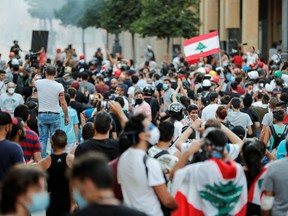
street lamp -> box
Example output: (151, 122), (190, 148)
(112, 25), (122, 55)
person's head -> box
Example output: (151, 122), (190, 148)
(268, 97), (277, 110)
(275, 78), (284, 87)
(203, 127), (228, 159)
(10, 117), (26, 142)
(115, 85), (125, 96)
(120, 114), (159, 147)
(231, 126), (246, 140)
(187, 104), (199, 121)
(0, 70), (6, 81)
(51, 129), (67, 150)
(215, 106), (227, 121)
(114, 96), (124, 108)
(0, 111), (13, 138)
(169, 102), (184, 121)
(230, 81), (238, 91)
(0, 165), (48, 215)
(82, 122), (94, 141)
(202, 79), (212, 91)
(163, 79), (172, 88)
(231, 97), (241, 110)
(262, 94), (270, 105)
(158, 121), (174, 143)
(243, 93), (253, 108)
(276, 101), (287, 112)
(110, 79), (118, 89)
(134, 91), (144, 105)
(64, 93), (71, 105)
(273, 110), (284, 123)
(131, 75), (139, 85)
(204, 118), (221, 129)
(249, 46), (255, 53)
(81, 72), (89, 81)
(67, 87), (77, 99)
(7, 82), (16, 95)
(69, 152), (112, 208)
(71, 81), (80, 90)
(242, 140), (266, 179)
(45, 65), (57, 76)
(209, 92), (218, 104)
(94, 112), (113, 135)
(14, 105), (29, 123)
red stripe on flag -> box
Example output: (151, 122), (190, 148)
(210, 158), (237, 179)
(187, 59), (199, 65)
(248, 167), (267, 203)
(173, 192), (204, 216)
(185, 48), (220, 62)
(183, 31), (219, 46)
(235, 204), (247, 216)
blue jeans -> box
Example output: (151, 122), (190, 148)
(38, 113), (60, 158)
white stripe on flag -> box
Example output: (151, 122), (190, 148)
(184, 35), (220, 57)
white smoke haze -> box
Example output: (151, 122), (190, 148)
(0, 0), (105, 62)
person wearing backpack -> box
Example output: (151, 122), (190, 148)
(276, 136), (288, 159)
(263, 110), (288, 153)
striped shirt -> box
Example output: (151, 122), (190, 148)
(20, 126), (41, 163)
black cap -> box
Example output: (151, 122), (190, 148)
(0, 69), (6, 74)
(0, 112), (12, 125)
(232, 126), (245, 140)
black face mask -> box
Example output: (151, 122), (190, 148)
(135, 99), (143, 105)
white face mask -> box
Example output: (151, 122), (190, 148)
(8, 88), (15, 94)
(146, 124), (160, 145)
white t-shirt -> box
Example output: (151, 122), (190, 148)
(127, 86), (135, 105)
(35, 79), (64, 113)
(0, 93), (24, 115)
(246, 52), (258, 66)
(180, 142), (240, 161)
(201, 104), (219, 121)
(118, 148), (165, 216)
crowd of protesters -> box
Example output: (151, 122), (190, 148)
(0, 40), (287, 216)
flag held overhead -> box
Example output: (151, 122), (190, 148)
(183, 31), (220, 64)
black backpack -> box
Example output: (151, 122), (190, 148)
(269, 125), (288, 151)
(201, 91), (211, 107)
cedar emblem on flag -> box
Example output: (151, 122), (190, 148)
(183, 31), (220, 64)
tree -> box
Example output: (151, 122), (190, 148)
(99, 0), (141, 59)
(132, 0), (200, 56)
(54, 0), (103, 54)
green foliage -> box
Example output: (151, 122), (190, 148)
(199, 181), (243, 216)
(99, 0), (142, 34)
(25, 0), (65, 20)
(131, 0), (200, 39)
(54, 0), (104, 29)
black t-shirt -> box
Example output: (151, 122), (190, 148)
(70, 101), (84, 125)
(225, 91), (241, 98)
(71, 203), (147, 216)
(22, 86), (33, 101)
(144, 97), (159, 124)
(75, 138), (120, 161)
(76, 91), (89, 104)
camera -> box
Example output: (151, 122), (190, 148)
(25, 51), (39, 68)
(100, 100), (110, 111)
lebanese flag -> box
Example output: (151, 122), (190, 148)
(183, 31), (220, 64)
(248, 167), (268, 205)
(172, 159), (247, 216)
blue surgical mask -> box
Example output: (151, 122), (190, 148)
(26, 192), (50, 213)
(73, 189), (89, 209)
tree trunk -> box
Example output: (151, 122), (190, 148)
(82, 28), (86, 56)
(166, 36), (170, 60)
(132, 32), (135, 62)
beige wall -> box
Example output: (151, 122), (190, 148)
(242, 0), (259, 49)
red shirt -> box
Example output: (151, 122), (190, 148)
(233, 55), (244, 68)
(237, 85), (245, 95)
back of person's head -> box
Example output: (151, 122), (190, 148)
(51, 129), (67, 149)
(67, 87), (77, 99)
(232, 126), (245, 140)
(204, 118), (221, 129)
(82, 122), (94, 140)
(230, 81), (238, 91)
(231, 97), (241, 109)
(14, 105), (29, 122)
(273, 110), (284, 123)
(64, 93), (71, 105)
(69, 152), (112, 189)
(235, 77), (242, 84)
(159, 121), (174, 142)
(242, 140), (265, 180)
(81, 72), (89, 80)
(131, 75), (139, 85)
(243, 93), (253, 108)
(262, 94), (270, 104)
(276, 101), (286, 111)
(280, 93), (288, 104)
(275, 78), (284, 87)
(10, 117), (24, 140)
(215, 106), (227, 120)
(209, 92), (218, 102)
(203, 127), (228, 158)
(256, 92), (263, 100)
(114, 97), (124, 108)
(0, 165), (46, 214)
(119, 114), (146, 147)
(94, 111), (113, 134)
(71, 81), (80, 90)
(46, 65), (57, 76)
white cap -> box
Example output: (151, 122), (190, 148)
(197, 67), (206, 74)
(203, 79), (212, 87)
(265, 84), (273, 92)
(11, 58), (19, 65)
(248, 70), (259, 79)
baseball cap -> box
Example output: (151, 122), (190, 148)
(203, 79), (212, 87)
(265, 83), (273, 93)
(197, 67), (206, 74)
(232, 126), (245, 140)
(0, 111), (12, 125)
(209, 70), (217, 76)
(274, 71), (282, 78)
(11, 59), (19, 65)
(128, 69), (136, 76)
